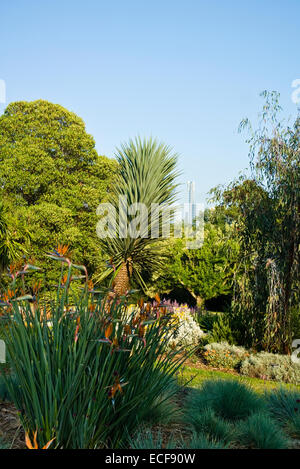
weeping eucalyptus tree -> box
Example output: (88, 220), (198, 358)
(216, 92), (300, 353)
(96, 137), (179, 295)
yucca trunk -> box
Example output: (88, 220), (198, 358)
(113, 261), (132, 296)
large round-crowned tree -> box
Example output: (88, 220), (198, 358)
(0, 100), (117, 277)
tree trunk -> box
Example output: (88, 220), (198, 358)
(113, 261), (131, 296)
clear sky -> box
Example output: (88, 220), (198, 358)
(1, 0), (299, 203)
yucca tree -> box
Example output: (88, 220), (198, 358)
(96, 137), (179, 295)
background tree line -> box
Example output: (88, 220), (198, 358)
(0, 93), (299, 353)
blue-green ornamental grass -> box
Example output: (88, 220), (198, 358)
(186, 406), (234, 443)
(186, 379), (265, 422)
(187, 432), (228, 449)
(129, 427), (179, 449)
(236, 412), (289, 449)
(266, 388), (300, 438)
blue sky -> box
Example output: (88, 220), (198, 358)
(1, 0), (299, 203)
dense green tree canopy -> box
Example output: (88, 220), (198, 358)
(0, 199), (29, 275)
(0, 100), (117, 278)
(149, 210), (239, 306)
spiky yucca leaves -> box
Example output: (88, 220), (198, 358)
(96, 137), (179, 294)
(2, 263), (189, 449)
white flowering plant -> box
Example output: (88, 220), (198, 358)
(160, 301), (204, 349)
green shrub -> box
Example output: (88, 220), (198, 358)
(196, 312), (217, 333)
(266, 388), (300, 438)
(186, 379), (265, 422)
(186, 406), (234, 443)
(237, 412), (289, 449)
(291, 306), (300, 341)
(1, 256), (189, 449)
(240, 352), (300, 385)
(209, 314), (236, 344)
(202, 342), (248, 370)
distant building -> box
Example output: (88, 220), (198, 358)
(187, 181), (196, 226)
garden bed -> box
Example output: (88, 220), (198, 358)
(0, 401), (25, 449)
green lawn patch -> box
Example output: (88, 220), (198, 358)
(179, 364), (300, 393)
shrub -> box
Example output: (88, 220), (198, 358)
(237, 412), (289, 449)
(240, 351), (300, 385)
(201, 342), (248, 370)
(186, 379), (265, 422)
(1, 254), (189, 449)
(266, 388), (300, 438)
(165, 304), (204, 349)
(196, 312), (217, 333)
(209, 314), (236, 344)
(291, 306), (300, 341)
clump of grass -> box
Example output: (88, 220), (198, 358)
(186, 406), (234, 443)
(142, 380), (182, 425)
(129, 427), (180, 449)
(187, 432), (228, 449)
(0, 373), (18, 402)
(0, 437), (9, 449)
(266, 388), (300, 438)
(236, 412), (289, 449)
(287, 414), (300, 439)
(2, 254), (190, 449)
(186, 379), (265, 422)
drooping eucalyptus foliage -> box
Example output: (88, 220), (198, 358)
(96, 137), (179, 295)
(216, 92), (300, 352)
